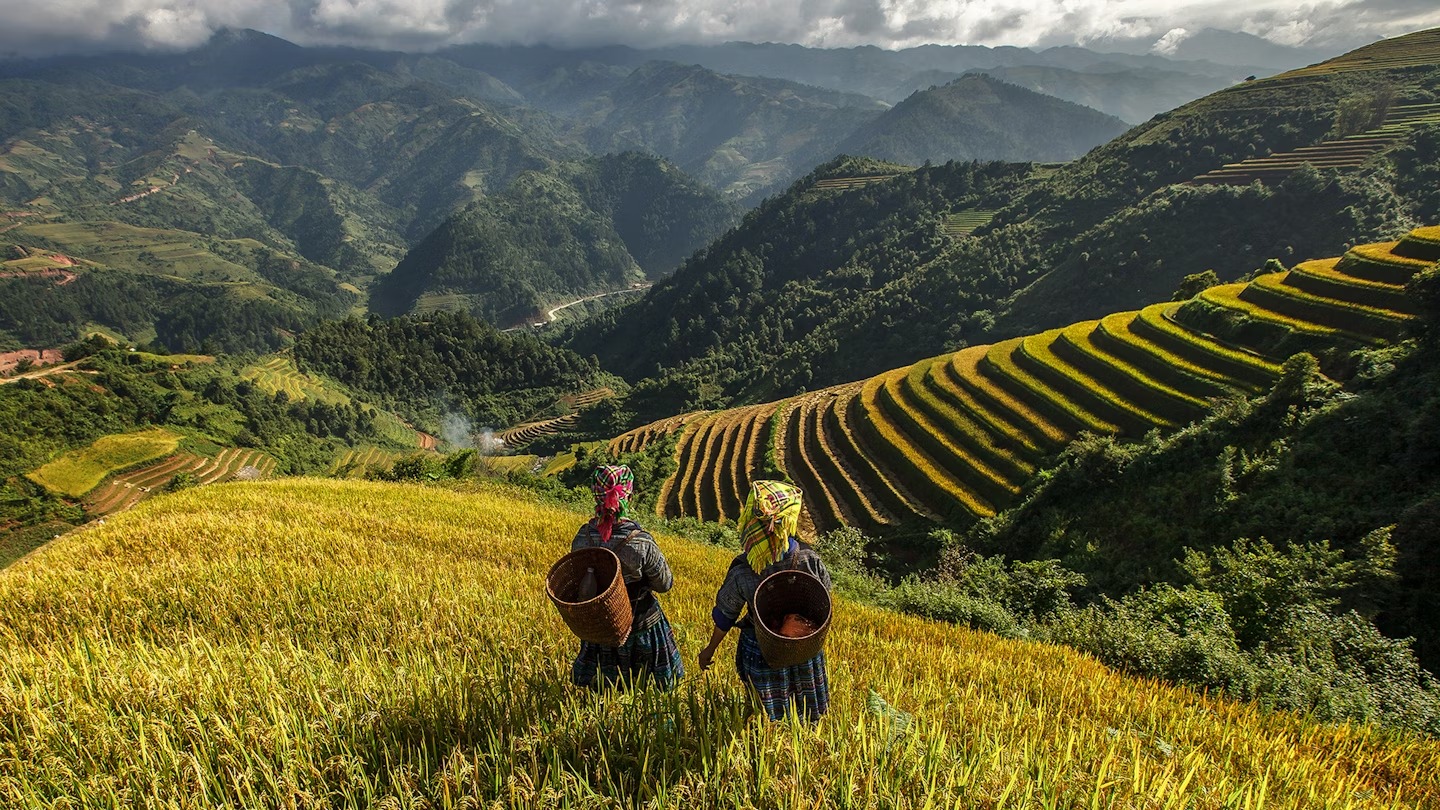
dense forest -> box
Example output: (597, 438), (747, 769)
(293, 311), (601, 428)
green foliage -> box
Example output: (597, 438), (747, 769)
(569, 158), (1036, 413)
(1180, 534), (1397, 647)
(367, 450), (476, 482)
(371, 153), (738, 326)
(293, 312), (598, 428)
(1172, 269), (1221, 301)
(164, 471), (198, 492)
(966, 337), (1440, 680)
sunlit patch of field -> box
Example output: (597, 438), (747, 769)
(0, 479), (1434, 806)
(26, 428), (181, 498)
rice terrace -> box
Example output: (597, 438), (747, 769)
(620, 230), (1439, 531)
(2, 9), (1440, 809)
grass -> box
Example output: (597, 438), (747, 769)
(906, 357), (1036, 479)
(27, 428), (181, 498)
(1284, 259), (1420, 315)
(1339, 243), (1436, 285)
(876, 366), (1019, 504)
(1202, 280), (1361, 341)
(782, 395), (849, 533)
(982, 338), (1113, 436)
(1015, 329), (1174, 435)
(1052, 321), (1209, 423)
(822, 389), (922, 524)
(941, 347), (1068, 451)
(1240, 274), (1409, 342)
(807, 392), (895, 529)
(0, 478), (1436, 806)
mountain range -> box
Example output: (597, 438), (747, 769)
(0, 26), (1247, 342)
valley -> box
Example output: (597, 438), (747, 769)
(2, 18), (1440, 805)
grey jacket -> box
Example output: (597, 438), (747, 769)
(572, 518), (674, 625)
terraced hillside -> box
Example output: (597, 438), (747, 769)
(329, 447), (405, 479)
(1278, 27), (1440, 79)
(941, 209), (997, 237)
(808, 174), (904, 193)
(495, 388), (615, 450)
(616, 228), (1438, 532)
(1193, 102), (1440, 185)
(84, 448), (277, 515)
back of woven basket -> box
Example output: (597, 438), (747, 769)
(752, 569), (832, 668)
(546, 546), (633, 647)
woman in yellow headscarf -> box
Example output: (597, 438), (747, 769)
(697, 480), (833, 721)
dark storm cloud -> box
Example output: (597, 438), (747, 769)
(0, 0), (1435, 58)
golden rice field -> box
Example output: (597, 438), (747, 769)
(25, 428), (181, 498)
(621, 228), (1437, 532)
(0, 478), (1435, 807)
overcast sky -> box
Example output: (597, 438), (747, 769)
(0, 0), (1436, 58)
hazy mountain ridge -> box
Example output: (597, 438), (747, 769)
(370, 152), (740, 326)
(837, 74), (1131, 165)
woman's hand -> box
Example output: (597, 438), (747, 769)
(698, 643), (717, 671)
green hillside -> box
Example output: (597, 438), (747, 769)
(613, 230), (1433, 531)
(836, 74), (1131, 165)
(601, 227), (1440, 711)
(292, 311), (603, 430)
(371, 153), (739, 325)
(569, 61), (888, 201)
(0, 340), (437, 561)
(0, 478), (1434, 805)
(960, 65), (1234, 125)
(570, 28), (1440, 413)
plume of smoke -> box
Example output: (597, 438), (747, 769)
(477, 428), (504, 455)
(441, 413), (474, 449)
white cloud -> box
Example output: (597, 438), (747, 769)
(1150, 27), (1192, 55)
(0, 0), (1434, 57)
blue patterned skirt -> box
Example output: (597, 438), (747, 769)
(571, 606), (684, 691)
(735, 627), (829, 721)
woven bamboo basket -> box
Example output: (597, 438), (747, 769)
(546, 546), (633, 647)
(753, 569), (832, 668)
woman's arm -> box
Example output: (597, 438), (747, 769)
(639, 534), (674, 593)
(698, 625), (728, 670)
(700, 559), (748, 669)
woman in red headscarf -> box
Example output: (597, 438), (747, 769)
(570, 464), (684, 690)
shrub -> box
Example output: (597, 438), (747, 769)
(883, 578), (1022, 637)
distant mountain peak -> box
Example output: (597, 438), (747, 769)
(203, 28), (303, 52)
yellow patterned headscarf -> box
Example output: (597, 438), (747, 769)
(738, 480), (803, 572)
